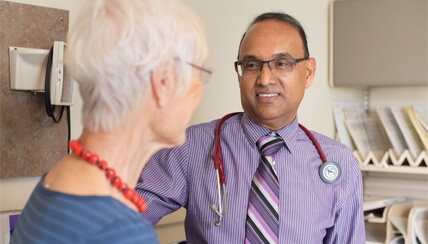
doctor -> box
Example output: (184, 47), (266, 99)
(136, 12), (365, 243)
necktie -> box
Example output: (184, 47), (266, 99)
(245, 132), (284, 244)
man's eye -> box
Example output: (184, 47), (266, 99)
(276, 61), (290, 67)
(245, 62), (260, 69)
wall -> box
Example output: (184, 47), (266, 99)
(183, 0), (366, 130)
(1, 0), (427, 216)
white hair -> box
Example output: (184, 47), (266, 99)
(66, 0), (208, 132)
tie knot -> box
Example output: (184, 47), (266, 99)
(256, 132), (284, 156)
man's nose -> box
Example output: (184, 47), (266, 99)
(257, 62), (275, 86)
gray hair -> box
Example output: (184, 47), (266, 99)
(66, 0), (208, 132)
(237, 12), (309, 60)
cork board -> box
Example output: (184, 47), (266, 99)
(0, 2), (69, 178)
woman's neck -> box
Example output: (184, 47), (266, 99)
(77, 125), (161, 188)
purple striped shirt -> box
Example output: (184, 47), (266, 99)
(136, 113), (365, 243)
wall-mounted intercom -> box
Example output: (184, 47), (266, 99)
(9, 41), (76, 106)
(9, 47), (49, 92)
(49, 41), (75, 106)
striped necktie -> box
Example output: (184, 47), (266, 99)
(245, 132), (284, 244)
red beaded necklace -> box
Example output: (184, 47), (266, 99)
(69, 140), (147, 213)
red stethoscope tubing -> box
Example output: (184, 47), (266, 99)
(213, 113), (328, 186)
(298, 124), (328, 163)
(213, 112), (241, 185)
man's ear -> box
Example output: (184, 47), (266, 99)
(150, 64), (174, 108)
(305, 57), (316, 89)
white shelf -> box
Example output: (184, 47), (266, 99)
(360, 165), (428, 175)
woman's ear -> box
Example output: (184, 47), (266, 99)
(150, 64), (174, 108)
(305, 57), (316, 89)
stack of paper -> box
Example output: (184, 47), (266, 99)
(385, 202), (428, 244)
(333, 103), (428, 168)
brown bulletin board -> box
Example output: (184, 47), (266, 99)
(0, 1), (69, 178)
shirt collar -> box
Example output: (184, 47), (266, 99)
(240, 113), (299, 154)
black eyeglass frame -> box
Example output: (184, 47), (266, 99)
(234, 57), (309, 77)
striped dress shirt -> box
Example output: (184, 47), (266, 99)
(136, 113), (365, 243)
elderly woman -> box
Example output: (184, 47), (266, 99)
(11, 0), (209, 243)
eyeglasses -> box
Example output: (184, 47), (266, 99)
(188, 63), (214, 85)
(234, 57), (308, 77)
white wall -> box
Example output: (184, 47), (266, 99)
(183, 0), (366, 132)
(183, 0), (428, 134)
(2, 0), (427, 212)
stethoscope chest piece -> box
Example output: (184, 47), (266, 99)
(319, 161), (341, 184)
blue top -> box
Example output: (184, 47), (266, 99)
(11, 175), (158, 244)
(136, 113), (365, 243)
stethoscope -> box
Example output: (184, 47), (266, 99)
(210, 112), (342, 227)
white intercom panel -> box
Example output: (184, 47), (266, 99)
(50, 41), (76, 106)
(8, 42), (76, 106)
(9, 47), (49, 91)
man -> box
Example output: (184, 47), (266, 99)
(136, 12), (365, 243)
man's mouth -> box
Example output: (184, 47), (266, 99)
(257, 93), (279, 97)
